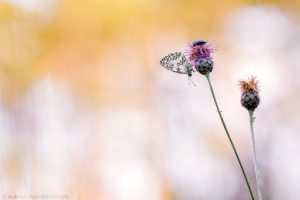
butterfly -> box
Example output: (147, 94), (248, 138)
(160, 40), (210, 83)
(160, 52), (194, 77)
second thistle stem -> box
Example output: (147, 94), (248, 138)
(249, 111), (263, 200)
(205, 73), (254, 200)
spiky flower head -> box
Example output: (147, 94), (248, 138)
(239, 76), (260, 111)
(186, 40), (215, 75)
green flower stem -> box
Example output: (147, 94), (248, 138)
(249, 111), (263, 200)
(205, 73), (254, 200)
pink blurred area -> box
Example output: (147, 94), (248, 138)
(0, 0), (300, 199)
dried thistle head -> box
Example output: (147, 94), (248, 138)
(239, 76), (259, 93)
(239, 76), (260, 112)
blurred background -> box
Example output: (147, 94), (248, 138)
(0, 0), (300, 199)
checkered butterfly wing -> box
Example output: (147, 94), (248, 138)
(160, 52), (193, 75)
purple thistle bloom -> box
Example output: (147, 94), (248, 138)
(186, 41), (215, 68)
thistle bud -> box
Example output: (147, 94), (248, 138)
(239, 76), (260, 111)
(195, 57), (214, 75)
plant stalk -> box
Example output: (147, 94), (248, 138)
(249, 111), (263, 200)
(205, 73), (254, 200)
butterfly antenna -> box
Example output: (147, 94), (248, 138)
(188, 76), (196, 86)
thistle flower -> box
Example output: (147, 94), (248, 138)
(240, 76), (263, 200)
(186, 40), (215, 75)
(202, 42), (254, 199)
(239, 76), (260, 111)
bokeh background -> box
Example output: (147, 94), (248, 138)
(0, 0), (300, 199)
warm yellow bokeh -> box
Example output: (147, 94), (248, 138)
(0, 0), (300, 199)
